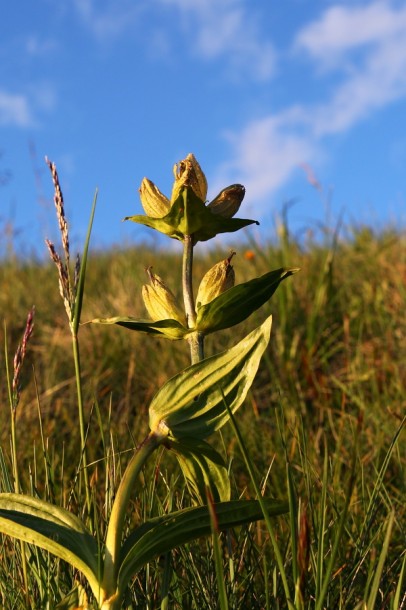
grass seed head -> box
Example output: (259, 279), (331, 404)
(12, 306), (35, 407)
(45, 157), (70, 262)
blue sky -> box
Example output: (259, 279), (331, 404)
(1, 0), (406, 256)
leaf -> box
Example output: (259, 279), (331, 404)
(89, 316), (189, 340)
(0, 494), (101, 599)
(149, 315), (272, 439)
(72, 189), (98, 334)
(167, 438), (231, 503)
(55, 583), (89, 609)
(196, 267), (299, 334)
(124, 187), (258, 242)
(117, 498), (288, 596)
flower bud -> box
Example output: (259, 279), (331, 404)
(142, 268), (185, 324)
(171, 153), (208, 203)
(139, 178), (170, 218)
(196, 252), (236, 309)
(207, 184), (245, 218)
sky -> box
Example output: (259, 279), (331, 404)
(1, 0), (406, 257)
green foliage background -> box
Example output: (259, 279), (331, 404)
(0, 224), (405, 608)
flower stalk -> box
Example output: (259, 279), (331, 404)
(102, 432), (162, 604)
(182, 234), (204, 363)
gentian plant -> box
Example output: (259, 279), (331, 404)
(0, 154), (298, 608)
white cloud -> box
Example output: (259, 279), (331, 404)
(71, 0), (275, 80)
(156, 0), (276, 81)
(212, 108), (319, 203)
(0, 90), (35, 127)
(295, 1), (406, 65)
(217, 1), (406, 209)
(296, 1), (406, 134)
(312, 35), (406, 135)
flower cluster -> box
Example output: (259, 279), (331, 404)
(139, 153), (244, 221)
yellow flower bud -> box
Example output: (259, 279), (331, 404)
(142, 268), (185, 324)
(139, 178), (170, 218)
(196, 252), (236, 309)
(207, 184), (245, 218)
(171, 153), (208, 203)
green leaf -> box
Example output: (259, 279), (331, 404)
(89, 316), (189, 340)
(196, 267), (299, 334)
(0, 493), (101, 599)
(72, 188), (97, 334)
(117, 498), (288, 597)
(55, 583), (89, 610)
(125, 187), (258, 243)
(167, 438), (231, 503)
(149, 315), (272, 439)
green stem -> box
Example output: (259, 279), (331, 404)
(188, 331), (205, 364)
(4, 326), (30, 606)
(71, 332), (91, 516)
(102, 432), (161, 602)
(182, 235), (205, 364)
(182, 235), (196, 327)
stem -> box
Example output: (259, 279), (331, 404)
(102, 432), (161, 601)
(182, 235), (205, 364)
(4, 325), (30, 606)
(71, 332), (92, 516)
(188, 331), (205, 364)
(182, 235), (196, 327)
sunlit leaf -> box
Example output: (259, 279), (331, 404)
(0, 494), (101, 599)
(196, 267), (299, 334)
(167, 438), (231, 503)
(117, 498), (288, 597)
(89, 316), (189, 340)
(124, 187), (258, 242)
(149, 315), (272, 439)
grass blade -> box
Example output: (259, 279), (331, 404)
(366, 510), (395, 609)
(72, 188), (98, 333)
(223, 396), (294, 609)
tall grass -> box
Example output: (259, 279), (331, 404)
(0, 222), (405, 608)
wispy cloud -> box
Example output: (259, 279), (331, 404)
(295, 1), (406, 66)
(158, 0), (276, 81)
(217, 1), (406, 207)
(25, 35), (58, 57)
(212, 109), (320, 202)
(72, 0), (275, 80)
(73, 0), (145, 39)
(0, 90), (35, 127)
(296, 0), (406, 133)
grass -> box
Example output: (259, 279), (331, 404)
(0, 221), (405, 609)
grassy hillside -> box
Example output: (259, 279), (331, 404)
(0, 224), (405, 609)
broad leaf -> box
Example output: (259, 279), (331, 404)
(0, 494), (101, 598)
(149, 315), (272, 439)
(125, 187), (258, 242)
(118, 498), (288, 596)
(196, 267), (299, 334)
(89, 316), (189, 340)
(167, 438), (231, 503)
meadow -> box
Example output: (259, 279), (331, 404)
(0, 207), (405, 608)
